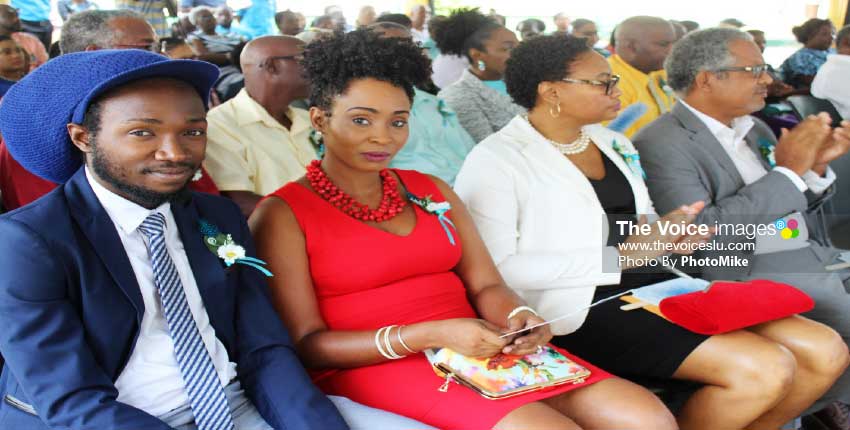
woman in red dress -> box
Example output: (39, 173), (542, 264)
(249, 29), (677, 430)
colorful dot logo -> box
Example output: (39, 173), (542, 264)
(775, 219), (799, 239)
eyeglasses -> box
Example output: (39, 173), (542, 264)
(560, 74), (620, 96)
(258, 54), (304, 68)
(712, 64), (769, 79)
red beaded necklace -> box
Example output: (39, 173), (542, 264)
(306, 159), (407, 222)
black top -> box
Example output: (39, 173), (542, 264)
(588, 155), (636, 247)
(587, 154), (671, 292)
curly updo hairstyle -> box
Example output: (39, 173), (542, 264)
(301, 29), (432, 111)
(505, 35), (592, 109)
(792, 18), (833, 44)
(433, 8), (501, 62)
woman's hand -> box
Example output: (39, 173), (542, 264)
(436, 318), (511, 359)
(669, 222), (714, 256)
(619, 201), (712, 269)
(502, 311), (551, 356)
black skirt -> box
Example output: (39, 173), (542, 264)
(553, 153), (710, 379)
(551, 273), (710, 379)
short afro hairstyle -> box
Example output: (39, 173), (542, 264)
(301, 29), (431, 111)
(792, 18), (833, 44)
(505, 34), (591, 109)
(433, 8), (502, 62)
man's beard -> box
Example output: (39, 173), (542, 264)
(90, 139), (193, 209)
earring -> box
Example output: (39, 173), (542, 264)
(548, 101), (562, 118)
(309, 129), (325, 158)
(477, 60), (486, 71)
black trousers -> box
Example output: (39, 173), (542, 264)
(20, 19), (53, 51)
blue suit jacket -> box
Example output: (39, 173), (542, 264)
(0, 169), (348, 430)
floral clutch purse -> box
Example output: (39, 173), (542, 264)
(424, 346), (591, 400)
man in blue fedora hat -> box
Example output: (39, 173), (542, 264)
(0, 50), (430, 430)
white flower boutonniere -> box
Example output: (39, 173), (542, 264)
(217, 242), (246, 265)
(199, 219), (272, 276)
(425, 201), (451, 213)
(407, 192), (457, 245)
(192, 169), (203, 182)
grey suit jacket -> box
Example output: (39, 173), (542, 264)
(633, 102), (834, 278)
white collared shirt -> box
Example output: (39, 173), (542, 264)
(411, 27), (428, 44)
(85, 168), (237, 417)
(205, 89), (317, 196)
(679, 100), (835, 194)
(431, 54), (468, 89)
(812, 53), (850, 120)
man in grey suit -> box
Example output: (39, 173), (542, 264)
(634, 27), (850, 425)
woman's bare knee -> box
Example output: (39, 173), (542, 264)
(769, 318), (850, 378)
(494, 401), (582, 430)
(748, 316), (850, 394)
(798, 325), (850, 380)
(545, 378), (677, 430)
(676, 332), (796, 404)
(723, 341), (797, 404)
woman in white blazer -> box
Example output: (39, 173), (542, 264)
(455, 35), (848, 430)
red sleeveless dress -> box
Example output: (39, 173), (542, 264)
(271, 169), (611, 429)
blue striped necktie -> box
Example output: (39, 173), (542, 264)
(138, 212), (234, 430)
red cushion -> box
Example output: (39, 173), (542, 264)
(658, 279), (814, 335)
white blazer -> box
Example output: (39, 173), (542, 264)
(454, 115), (656, 335)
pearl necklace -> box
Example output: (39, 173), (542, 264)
(522, 115), (591, 155)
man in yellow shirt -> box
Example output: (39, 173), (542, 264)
(609, 16), (677, 138)
(205, 35), (316, 216)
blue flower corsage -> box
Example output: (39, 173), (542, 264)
(199, 219), (273, 277)
(406, 192), (457, 245)
(758, 138), (777, 168)
(612, 139), (647, 179)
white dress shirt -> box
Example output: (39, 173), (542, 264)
(86, 168), (237, 417)
(411, 27), (428, 44)
(431, 54), (468, 89)
(679, 100), (835, 194)
(812, 53), (850, 120)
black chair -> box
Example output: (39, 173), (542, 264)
(786, 95), (844, 127)
(826, 151), (850, 249)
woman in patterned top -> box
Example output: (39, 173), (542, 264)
(780, 18), (835, 91)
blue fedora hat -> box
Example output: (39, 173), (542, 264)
(0, 50), (220, 183)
